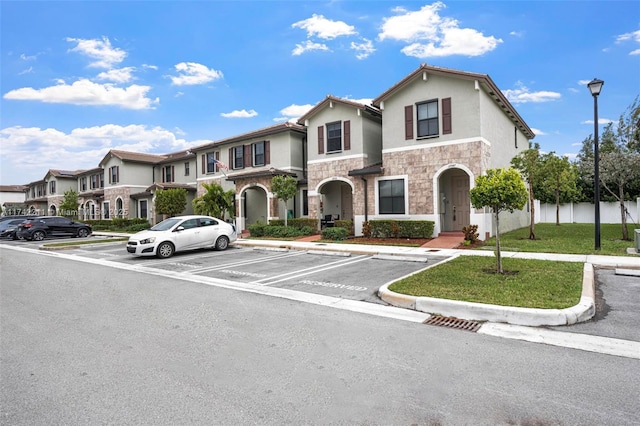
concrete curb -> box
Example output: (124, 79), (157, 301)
(378, 263), (596, 327)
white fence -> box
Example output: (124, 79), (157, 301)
(536, 198), (640, 225)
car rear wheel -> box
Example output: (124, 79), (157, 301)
(77, 228), (89, 238)
(32, 231), (45, 241)
(156, 242), (175, 258)
(214, 236), (229, 251)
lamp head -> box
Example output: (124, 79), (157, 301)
(587, 78), (604, 96)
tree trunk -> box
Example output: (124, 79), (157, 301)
(528, 184), (536, 239)
(619, 186), (628, 240)
(495, 209), (503, 274)
(555, 191), (561, 226)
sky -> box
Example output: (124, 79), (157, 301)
(1, 0), (639, 186)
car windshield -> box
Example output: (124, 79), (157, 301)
(149, 218), (181, 231)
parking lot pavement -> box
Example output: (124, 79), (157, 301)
(57, 243), (448, 304)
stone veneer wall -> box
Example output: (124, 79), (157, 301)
(381, 141), (489, 215)
(307, 157), (369, 220)
(104, 187), (133, 218)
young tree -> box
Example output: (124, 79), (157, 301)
(539, 153), (580, 226)
(59, 189), (80, 218)
(271, 175), (298, 227)
(192, 182), (235, 219)
(511, 142), (542, 240)
(154, 188), (187, 218)
(470, 168), (528, 274)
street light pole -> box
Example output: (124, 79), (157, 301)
(588, 78), (604, 251)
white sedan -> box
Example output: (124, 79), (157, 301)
(127, 215), (237, 258)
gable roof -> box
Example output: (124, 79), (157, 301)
(372, 63), (535, 139)
(297, 95), (381, 126)
(99, 149), (168, 167)
(45, 169), (83, 180)
(194, 122), (307, 152)
(0, 185), (27, 193)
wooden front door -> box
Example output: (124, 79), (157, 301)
(452, 176), (470, 231)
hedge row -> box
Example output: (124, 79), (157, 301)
(364, 220), (434, 239)
(248, 222), (315, 238)
(84, 218), (151, 232)
(268, 218), (318, 230)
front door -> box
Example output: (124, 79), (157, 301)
(451, 176), (470, 231)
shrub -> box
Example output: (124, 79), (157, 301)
(362, 221), (372, 238)
(248, 221), (268, 237)
(126, 223), (151, 232)
(367, 220), (434, 238)
(462, 224), (480, 243)
(321, 227), (350, 241)
(334, 219), (353, 233)
(269, 218), (318, 230)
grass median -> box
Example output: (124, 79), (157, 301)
(389, 256), (584, 309)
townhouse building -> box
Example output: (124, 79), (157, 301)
(13, 64), (534, 240)
(194, 122), (307, 232)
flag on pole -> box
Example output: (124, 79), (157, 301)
(213, 159), (229, 171)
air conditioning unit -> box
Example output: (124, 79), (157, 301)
(635, 229), (640, 253)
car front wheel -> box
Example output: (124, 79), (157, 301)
(214, 236), (229, 251)
(32, 231), (46, 241)
(77, 228), (89, 238)
(156, 242), (175, 258)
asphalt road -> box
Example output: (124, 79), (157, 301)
(1, 245), (640, 425)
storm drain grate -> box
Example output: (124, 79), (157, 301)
(423, 315), (481, 332)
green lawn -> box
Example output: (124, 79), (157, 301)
(389, 256), (584, 309)
(479, 223), (637, 256)
(389, 222), (639, 309)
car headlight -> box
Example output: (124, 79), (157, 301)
(139, 237), (156, 244)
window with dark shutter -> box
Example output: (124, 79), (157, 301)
(344, 120), (351, 150)
(417, 100), (439, 137)
(405, 105), (413, 140)
(318, 126), (324, 154)
(202, 154), (206, 174)
(253, 141), (265, 166)
(326, 121), (342, 153)
(442, 97), (452, 135)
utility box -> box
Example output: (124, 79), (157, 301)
(635, 229), (640, 253)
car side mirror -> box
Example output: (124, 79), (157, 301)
(175, 226), (185, 232)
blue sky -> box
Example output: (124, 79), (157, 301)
(1, 1), (639, 186)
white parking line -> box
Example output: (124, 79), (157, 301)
(253, 255), (370, 286)
(186, 250), (308, 275)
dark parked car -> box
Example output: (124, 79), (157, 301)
(16, 216), (93, 241)
(0, 219), (28, 240)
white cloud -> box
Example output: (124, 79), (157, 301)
(20, 53), (38, 61)
(531, 128), (546, 136)
(615, 29), (640, 55)
(502, 82), (561, 103)
(18, 67), (33, 75)
(292, 41), (330, 56)
(343, 96), (373, 106)
(581, 118), (614, 125)
(292, 14), (356, 39)
(168, 62), (223, 86)
(510, 31), (524, 37)
(66, 36), (127, 69)
(0, 124), (191, 176)
(3, 79), (158, 110)
(96, 67), (136, 83)
(142, 64), (158, 70)
(350, 38), (375, 59)
(275, 103), (314, 122)
(378, 3), (502, 58)
(220, 109), (258, 118)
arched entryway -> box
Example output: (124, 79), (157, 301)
(436, 166), (471, 232)
(316, 178), (354, 227)
(49, 205), (57, 216)
(236, 184), (269, 232)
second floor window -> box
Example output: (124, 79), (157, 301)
(417, 100), (439, 137)
(253, 141), (265, 166)
(49, 180), (56, 194)
(80, 177), (87, 191)
(184, 162), (190, 176)
(326, 122), (342, 153)
(109, 166), (119, 184)
(163, 166), (174, 183)
(233, 146), (244, 169)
